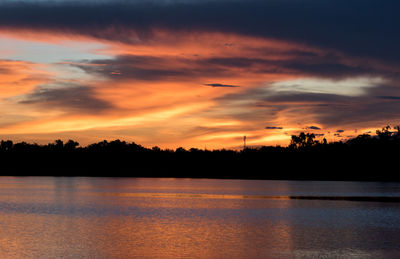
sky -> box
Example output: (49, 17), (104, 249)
(0, 0), (399, 149)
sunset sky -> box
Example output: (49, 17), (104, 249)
(0, 0), (399, 149)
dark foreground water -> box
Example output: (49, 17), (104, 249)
(0, 177), (400, 258)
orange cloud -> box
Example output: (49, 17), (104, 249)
(0, 60), (50, 98)
(0, 29), (395, 149)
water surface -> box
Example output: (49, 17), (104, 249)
(0, 177), (399, 258)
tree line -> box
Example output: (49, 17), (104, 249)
(0, 125), (399, 180)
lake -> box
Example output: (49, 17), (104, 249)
(0, 177), (399, 258)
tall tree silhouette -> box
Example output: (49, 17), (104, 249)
(290, 132), (316, 149)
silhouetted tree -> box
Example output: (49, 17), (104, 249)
(152, 146), (161, 152)
(0, 140), (13, 151)
(65, 140), (79, 150)
(175, 147), (187, 153)
(376, 125), (393, 140)
(290, 132), (316, 149)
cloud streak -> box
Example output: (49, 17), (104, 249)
(20, 83), (114, 114)
(0, 0), (399, 65)
(204, 83), (240, 88)
(306, 126), (321, 130)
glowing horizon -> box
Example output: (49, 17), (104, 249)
(1, 0), (399, 149)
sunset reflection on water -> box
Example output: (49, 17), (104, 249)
(0, 177), (399, 258)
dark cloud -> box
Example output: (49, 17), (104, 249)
(204, 83), (240, 88)
(73, 56), (254, 82)
(336, 130), (345, 133)
(73, 55), (230, 81)
(204, 57), (270, 68)
(282, 60), (376, 79)
(20, 83), (113, 113)
(265, 126), (283, 130)
(378, 96), (400, 100)
(306, 126), (321, 130)
(201, 56), (373, 79)
(74, 56), (187, 81)
(0, 0), (399, 66)
(211, 79), (400, 129)
(72, 56), (277, 82)
(272, 93), (347, 104)
(218, 87), (350, 104)
(73, 51), (381, 84)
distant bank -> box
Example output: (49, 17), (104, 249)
(1, 126), (400, 181)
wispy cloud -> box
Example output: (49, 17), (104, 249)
(204, 83), (240, 88)
(1, 0), (399, 65)
(306, 126), (321, 130)
(19, 83), (113, 114)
